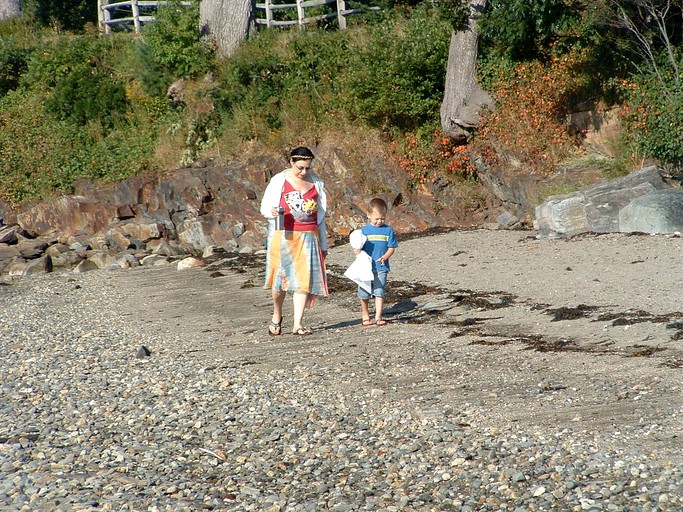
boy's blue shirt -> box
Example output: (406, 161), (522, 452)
(360, 224), (398, 272)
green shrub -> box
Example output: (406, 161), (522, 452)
(341, 7), (451, 129)
(45, 64), (128, 128)
(0, 86), (161, 205)
(479, 0), (585, 61)
(0, 40), (29, 96)
(22, 0), (97, 32)
(20, 35), (110, 91)
(0, 15), (40, 45)
(478, 1), (625, 97)
(0, 92), (108, 203)
(214, 30), (288, 107)
(17, 35), (132, 129)
(214, 28), (349, 138)
(214, 7), (451, 137)
(432, 0), (469, 30)
(622, 74), (683, 167)
(0, 93), (62, 204)
(285, 29), (350, 105)
(139, 0), (213, 86)
(213, 30), (303, 138)
(135, 42), (175, 98)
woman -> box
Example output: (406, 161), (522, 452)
(260, 146), (329, 336)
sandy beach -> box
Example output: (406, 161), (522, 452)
(2, 228), (683, 510)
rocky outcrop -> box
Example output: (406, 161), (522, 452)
(475, 162), (543, 225)
(535, 166), (682, 237)
(0, 146), (482, 278)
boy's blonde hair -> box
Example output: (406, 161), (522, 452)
(369, 197), (388, 215)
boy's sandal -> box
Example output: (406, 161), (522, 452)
(361, 318), (374, 327)
(376, 319), (388, 327)
(268, 318), (283, 336)
(292, 327), (312, 336)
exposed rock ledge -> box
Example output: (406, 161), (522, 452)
(0, 148), (482, 277)
(535, 166), (683, 237)
(3, 142), (680, 278)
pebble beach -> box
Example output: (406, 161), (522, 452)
(2, 229), (683, 511)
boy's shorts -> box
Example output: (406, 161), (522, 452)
(358, 270), (388, 299)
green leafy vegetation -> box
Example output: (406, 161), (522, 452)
(622, 75), (683, 168)
(44, 62), (128, 128)
(138, 0), (214, 90)
(0, 0), (682, 207)
(480, 0), (586, 60)
(22, 0), (97, 32)
(0, 40), (28, 96)
(341, 8), (452, 128)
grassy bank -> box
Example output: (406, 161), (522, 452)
(1, 1), (679, 208)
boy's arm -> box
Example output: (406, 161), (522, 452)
(377, 247), (395, 265)
(353, 248), (361, 255)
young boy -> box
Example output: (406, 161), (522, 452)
(354, 198), (398, 327)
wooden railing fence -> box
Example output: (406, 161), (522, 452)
(97, 0), (191, 34)
(255, 0), (380, 30)
(98, 0), (379, 34)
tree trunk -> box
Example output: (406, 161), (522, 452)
(0, 0), (21, 20)
(440, 0), (493, 140)
(200, 0), (253, 58)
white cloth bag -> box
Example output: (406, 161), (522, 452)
(344, 230), (374, 293)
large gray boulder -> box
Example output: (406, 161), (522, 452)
(535, 166), (677, 236)
(619, 189), (683, 234)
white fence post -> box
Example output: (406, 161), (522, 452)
(98, 0), (112, 35)
(296, 0), (305, 30)
(336, 0), (346, 29)
(131, 0), (141, 33)
(265, 0), (273, 27)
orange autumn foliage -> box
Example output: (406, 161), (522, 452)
(390, 130), (477, 188)
(476, 47), (591, 175)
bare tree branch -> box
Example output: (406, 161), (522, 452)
(603, 0), (682, 95)
(649, 0), (680, 81)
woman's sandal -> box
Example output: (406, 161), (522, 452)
(376, 319), (388, 327)
(268, 318), (283, 336)
(292, 327), (312, 336)
(361, 318), (374, 327)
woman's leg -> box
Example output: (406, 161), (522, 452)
(272, 289), (286, 324)
(292, 291), (309, 332)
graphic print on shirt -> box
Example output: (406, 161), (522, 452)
(284, 191), (318, 223)
(366, 234), (390, 243)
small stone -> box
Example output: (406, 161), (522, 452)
(73, 259), (99, 273)
(176, 257), (204, 270)
(136, 346), (151, 358)
(533, 486), (546, 497)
